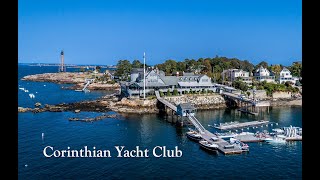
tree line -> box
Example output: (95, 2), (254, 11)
(114, 56), (302, 82)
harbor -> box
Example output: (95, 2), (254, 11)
(156, 91), (250, 155)
(155, 90), (302, 155)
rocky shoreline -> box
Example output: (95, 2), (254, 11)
(18, 94), (301, 114)
(270, 98), (302, 106)
(22, 72), (120, 91)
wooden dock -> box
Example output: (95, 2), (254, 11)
(201, 130), (248, 155)
(155, 90), (248, 155)
(214, 120), (269, 130)
(235, 134), (265, 142)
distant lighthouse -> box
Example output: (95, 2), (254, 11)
(58, 50), (66, 72)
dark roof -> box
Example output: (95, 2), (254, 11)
(177, 103), (195, 110)
(160, 76), (179, 86)
(131, 68), (144, 74)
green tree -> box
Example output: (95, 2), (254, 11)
(167, 89), (172, 96)
(288, 61), (302, 77)
(201, 59), (212, 73)
(246, 91), (251, 97)
(173, 89), (178, 96)
(177, 61), (187, 72)
(132, 60), (143, 68)
(95, 66), (101, 73)
(115, 60), (132, 80)
(159, 91), (164, 97)
(271, 64), (282, 78)
(158, 60), (178, 75)
(255, 61), (269, 69)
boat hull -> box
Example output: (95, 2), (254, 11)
(186, 133), (202, 142)
(199, 141), (219, 153)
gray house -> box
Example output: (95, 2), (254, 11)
(177, 103), (196, 116)
(122, 68), (217, 97)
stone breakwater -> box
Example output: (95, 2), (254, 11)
(270, 98), (302, 106)
(164, 94), (227, 109)
(22, 72), (120, 91)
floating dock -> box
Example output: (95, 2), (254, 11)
(201, 130), (248, 155)
(214, 120), (269, 130)
(155, 91), (248, 155)
(235, 134), (265, 142)
(234, 134), (302, 142)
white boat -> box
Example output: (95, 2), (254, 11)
(276, 134), (287, 139)
(240, 142), (249, 150)
(272, 128), (284, 134)
(29, 93), (35, 99)
(215, 132), (237, 139)
(264, 136), (286, 143)
(269, 137), (286, 143)
(230, 137), (238, 144)
(186, 130), (202, 141)
(237, 132), (254, 136)
(264, 137), (274, 142)
(199, 140), (219, 152)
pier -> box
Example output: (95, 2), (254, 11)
(214, 120), (270, 130)
(221, 91), (270, 116)
(155, 91), (248, 155)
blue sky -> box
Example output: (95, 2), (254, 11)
(18, 0), (301, 66)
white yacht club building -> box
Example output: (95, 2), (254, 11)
(121, 68), (217, 97)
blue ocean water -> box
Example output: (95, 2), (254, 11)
(18, 65), (302, 179)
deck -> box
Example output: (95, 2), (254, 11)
(201, 130), (248, 155)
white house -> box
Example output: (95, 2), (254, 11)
(222, 69), (252, 85)
(279, 67), (296, 84)
(254, 66), (275, 83)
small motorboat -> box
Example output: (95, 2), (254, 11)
(269, 137), (286, 144)
(237, 131), (254, 136)
(199, 140), (219, 152)
(229, 137), (239, 144)
(240, 142), (249, 150)
(186, 130), (202, 141)
(264, 136), (286, 144)
(264, 137), (274, 142)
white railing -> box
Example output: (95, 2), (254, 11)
(187, 114), (206, 134)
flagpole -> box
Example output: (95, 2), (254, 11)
(143, 52), (146, 100)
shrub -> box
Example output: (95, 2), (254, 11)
(173, 89), (179, 96)
(159, 91), (164, 97)
(167, 89), (172, 96)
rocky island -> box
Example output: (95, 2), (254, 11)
(22, 72), (121, 91)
